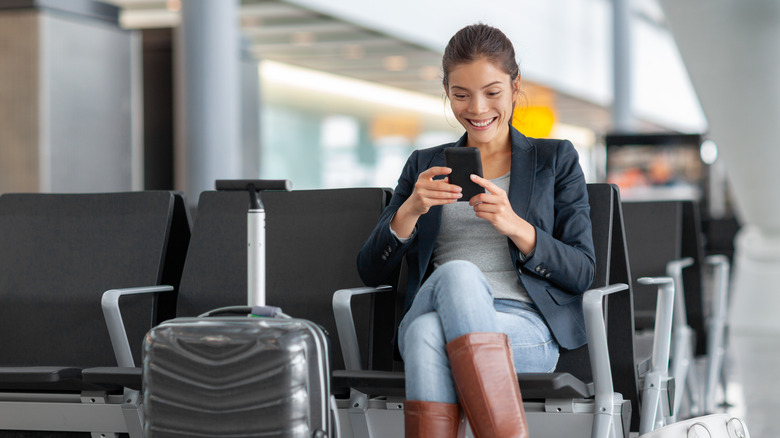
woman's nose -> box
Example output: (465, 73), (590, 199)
(468, 96), (487, 114)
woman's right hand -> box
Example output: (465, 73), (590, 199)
(390, 167), (462, 238)
(406, 167), (463, 215)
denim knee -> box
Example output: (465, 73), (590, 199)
(400, 312), (458, 403)
(400, 312), (446, 360)
(431, 260), (493, 300)
(435, 260), (483, 281)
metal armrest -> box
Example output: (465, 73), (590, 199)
(665, 257), (693, 328)
(704, 254), (731, 413)
(101, 285), (174, 367)
(637, 277), (675, 378)
(665, 257), (704, 417)
(582, 284), (629, 418)
(637, 276), (675, 433)
(705, 255), (730, 321)
(332, 285), (393, 371)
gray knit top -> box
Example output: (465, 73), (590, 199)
(432, 172), (531, 302)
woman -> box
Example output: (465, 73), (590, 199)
(358, 24), (595, 437)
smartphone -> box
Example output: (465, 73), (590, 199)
(444, 147), (485, 201)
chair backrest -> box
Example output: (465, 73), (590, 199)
(174, 188), (390, 371)
(680, 200), (706, 355)
(554, 184), (640, 430)
(623, 201), (682, 330)
(606, 186), (642, 432)
(623, 199), (707, 355)
(554, 183), (614, 380)
(0, 191), (185, 368)
(156, 192), (193, 325)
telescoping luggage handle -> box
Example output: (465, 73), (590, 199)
(212, 180), (339, 438)
(215, 179), (292, 310)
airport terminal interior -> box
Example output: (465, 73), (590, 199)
(1, 0), (780, 436)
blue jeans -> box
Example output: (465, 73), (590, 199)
(398, 260), (559, 403)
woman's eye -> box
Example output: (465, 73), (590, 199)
(454, 94), (468, 99)
(487, 91), (502, 97)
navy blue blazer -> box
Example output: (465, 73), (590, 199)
(357, 127), (596, 350)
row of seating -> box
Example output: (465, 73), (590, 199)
(623, 200), (732, 420)
(0, 183), (731, 437)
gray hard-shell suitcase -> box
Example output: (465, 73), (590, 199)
(142, 181), (336, 437)
(143, 307), (333, 437)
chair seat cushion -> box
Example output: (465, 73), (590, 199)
(0, 366), (121, 392)
(332, 370), (594, 400)
(82, 367), (143, 391)
(333, 370), (406, 397)
(516, 372), (594, 399)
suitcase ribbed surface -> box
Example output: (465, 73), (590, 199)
(144, 319), (319, 437)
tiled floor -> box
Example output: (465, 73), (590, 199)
(719, 329), (780, 437)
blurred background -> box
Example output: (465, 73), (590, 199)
(0, 0), (714, 202)
(2, 0), (780, 433)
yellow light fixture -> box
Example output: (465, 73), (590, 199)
(371, 115), (421, 140)
(513, 106), (556, 138)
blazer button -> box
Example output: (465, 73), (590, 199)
(545, 273), (551, 278)
(381, 255), (388, 261)
(535, 266), (542, 273)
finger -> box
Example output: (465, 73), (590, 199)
(470, 174), (505, 196)
(419, 167), (461, 192)
(472, 201), (500, 214)
(419, 180), (462, 196)
(420, 176), (461, 194)
(423, 189), (463, 201)
(418, 184), (463, 200)
(420, 166), (452, 180)
(469, 192), (500, 206)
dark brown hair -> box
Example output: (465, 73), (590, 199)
(442, 24), (520, 87)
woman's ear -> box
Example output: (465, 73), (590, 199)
(512, 76), (521, 98)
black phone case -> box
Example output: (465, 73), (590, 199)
(445, 147), (485, 201)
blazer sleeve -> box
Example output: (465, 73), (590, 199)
(357, 150), (420, 286)
(515, 140), (596, 294)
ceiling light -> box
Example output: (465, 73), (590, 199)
(700, 140), (718, 164)
(383, 56), (408, 72)
(260, 60), (450, 117)
(419, 65), (440, 81)
(342, 44), (364, 60)
(291, 32), (315, 46)
(165, 0), (181, 12)
(241, 16), (263, 27)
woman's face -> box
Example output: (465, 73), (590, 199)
(445, 57), (519, 148)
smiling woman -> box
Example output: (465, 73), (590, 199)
(445, 58), (518, 179)
(357, 23), (596, 438)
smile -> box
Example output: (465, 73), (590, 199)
(468, 117), (496, 128)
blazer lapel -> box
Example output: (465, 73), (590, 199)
(508, 128), (537, 220)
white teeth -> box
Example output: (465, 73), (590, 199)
(470, 118), (495, 127)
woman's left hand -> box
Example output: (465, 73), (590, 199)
(469, 174), (537, 254)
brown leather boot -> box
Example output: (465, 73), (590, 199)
(446, 332), (529, 438)
(404, 400), (462, 438)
